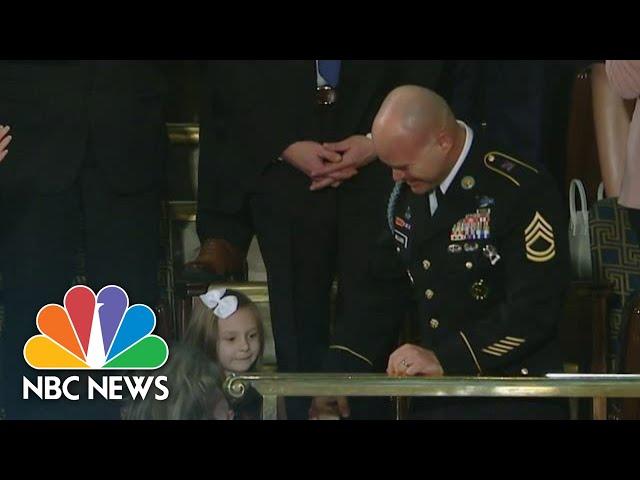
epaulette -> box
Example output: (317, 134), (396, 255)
(483, 151), (539, 188)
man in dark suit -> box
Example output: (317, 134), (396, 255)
(373, 85), (569, 419)
(188, 61), (442, 419)
(0, 61), (168, 419)
(439, 61), (547, 165)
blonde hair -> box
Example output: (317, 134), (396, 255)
(184, 289), (265, 369)
(123, 343), (227, 420)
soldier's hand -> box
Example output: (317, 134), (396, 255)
(310, 135), (377, 180)
(308, 396), (351, 420)
(387, 344), (444, 377)
(0, 125), (12, 163)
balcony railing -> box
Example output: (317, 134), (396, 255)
(223, 373), (640, 420)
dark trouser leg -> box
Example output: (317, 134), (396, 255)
(79, 161), (161, 420)
(251, 163), (336, 420)
(1, 188), (80, 419)
(81, 164), (160, 309)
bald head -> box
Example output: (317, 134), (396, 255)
(372, 85), (457, 152)
(371, 85), (465, 194)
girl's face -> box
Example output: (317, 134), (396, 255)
(216, 307), (261, 374)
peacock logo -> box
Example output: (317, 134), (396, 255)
(23, 285), (169, 370)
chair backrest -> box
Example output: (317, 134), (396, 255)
(590, 198), (640, 373)
(621, 292), (640, 419)
(590, 198), (640, 418)
(561, 281), (611, 376)
(565, 67), (602, 204)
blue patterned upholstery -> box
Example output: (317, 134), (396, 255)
(590, 198), (640, 373)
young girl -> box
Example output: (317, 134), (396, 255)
(123, 342), (233, 421)
(184, 287), (269, 420)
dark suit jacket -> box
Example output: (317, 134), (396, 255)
(439, 61), (548, 166)
(0, 60), (168, 195)
(439, 60), (590, 183)
(196, 60), (443, 248)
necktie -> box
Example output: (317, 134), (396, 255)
(428, 187), (442, 217)
(318, 60), (341, 87)
(421, 187), (442, 236)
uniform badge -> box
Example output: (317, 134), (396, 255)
(461, 176), (476, 190)
(450, 209), (491, 241)
(478, 196), (495, 208)
(501, 161), (515, 172)
(464, 242), (479, 252)
(484, 151), (539, 188)
(395, 216), (411, 230)
(482, 244), (501, 265)
(524, 211), (555, 262)
(393, 229), (408, 249)
(470, 279), (489, 300)
(448, 244), (462, 254)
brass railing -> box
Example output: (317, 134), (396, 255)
(223, 373), (640, 420)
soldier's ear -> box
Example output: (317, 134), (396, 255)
(435, 130), (453, 152)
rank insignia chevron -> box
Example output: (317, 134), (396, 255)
(524, 211), (555, 262)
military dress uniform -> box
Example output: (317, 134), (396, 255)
(388, 123), (571, 419)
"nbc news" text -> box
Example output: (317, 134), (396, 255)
(22, 376), (169, 401)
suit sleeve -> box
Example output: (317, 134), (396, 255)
(196, 61), (303, 250)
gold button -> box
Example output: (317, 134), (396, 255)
(465, 261), (473, 270)
(425, 289), (435, 300)
(487, 154), (495, 162)
(429, 318), (439, 329)
(422, 260), (431, 270)
(521, 368), (529, 376)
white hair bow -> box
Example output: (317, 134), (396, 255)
(199, 288), (238, 319)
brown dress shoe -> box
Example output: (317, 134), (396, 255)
(183, 238), (246, 281)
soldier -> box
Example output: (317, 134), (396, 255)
(372, 85), (570, 419)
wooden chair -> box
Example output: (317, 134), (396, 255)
(561, 281), (612, 419)
(621, 292), (640, 419)
(565, 65), (602, 204)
